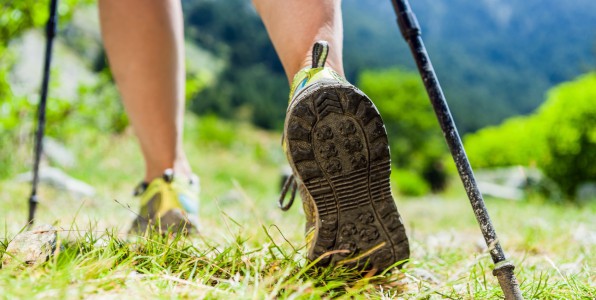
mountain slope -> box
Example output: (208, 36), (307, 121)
(343, 0), (596, 132)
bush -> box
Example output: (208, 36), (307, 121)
(391, 168), (430, 197)
(464, 116), (549, 168)
(465, 73), (596, 199)
(539, 73), (596, 197)
(358, 69), (449, 193)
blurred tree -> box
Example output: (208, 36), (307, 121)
(358, 69), (449, 192)
(183, 0), (287, 129)
(181, 0), (596, 132)
(343, 0), (596, 133)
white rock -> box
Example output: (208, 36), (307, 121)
(2, 225), (58, 267)
(43, 137), (76, 168)
(14, 166), (96, 197)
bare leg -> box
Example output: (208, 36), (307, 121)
(99, 0), (191, 181)
(253, 0), (344, 82)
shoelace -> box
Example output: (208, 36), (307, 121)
(278, 174), (297, 211)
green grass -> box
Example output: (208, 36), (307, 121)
(1, 115), (594, 299)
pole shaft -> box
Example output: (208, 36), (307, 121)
(29, 0), (59, 226)
(397, 12), (505, 265)
(390, 0), (523, 299)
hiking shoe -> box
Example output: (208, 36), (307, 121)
(280, 41), (409, 270)
(128, 169), (200, 235)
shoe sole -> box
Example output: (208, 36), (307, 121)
(129, 209), (198, 235)
(129, 193), (199, 236)
(285, 82), (410, 270)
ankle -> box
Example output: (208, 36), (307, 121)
(144, 159), (193, 182)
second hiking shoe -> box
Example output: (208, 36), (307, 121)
(128, 169), (200, 235)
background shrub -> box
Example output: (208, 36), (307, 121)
(465, 73), (596, 199)
(358, 69), (449, 193)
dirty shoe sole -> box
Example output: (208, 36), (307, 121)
(285, 82), (410, 270)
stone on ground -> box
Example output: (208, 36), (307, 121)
(2, 225), (57, 267)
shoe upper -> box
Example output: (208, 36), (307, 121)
(130, 169), (200, 234)
(288, 41), (348, 104)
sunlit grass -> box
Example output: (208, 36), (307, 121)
(1, 115), (594, 298)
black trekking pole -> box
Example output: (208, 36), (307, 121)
(390, 1), (523, 299)
(28, 0), (59, 228)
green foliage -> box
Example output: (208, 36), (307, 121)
(73, 71), (129, 134)
(190, 65), (287, 129)
(1, 1), (50, 46)
(0, 0), (93, 179)
(358, 69), (449, 192)
(540, 73), (596, 196)
(184, 0), (287, 130)
(0, 0), (91, 56)
(391, 168), (430, 196)
(465, 116), (549, 168)
(190, 114), (238, 148)
(182, 0), (596, 132)
(343, 0), (596, 132)
(465, 73), (596, 198)
(185, 71), (208, 103)
(1, 103), (594, 298)
(0, 69), (128, 180)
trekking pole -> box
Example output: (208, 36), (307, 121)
(28, 0), (59, 228)
(390, 1), (523, 299)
